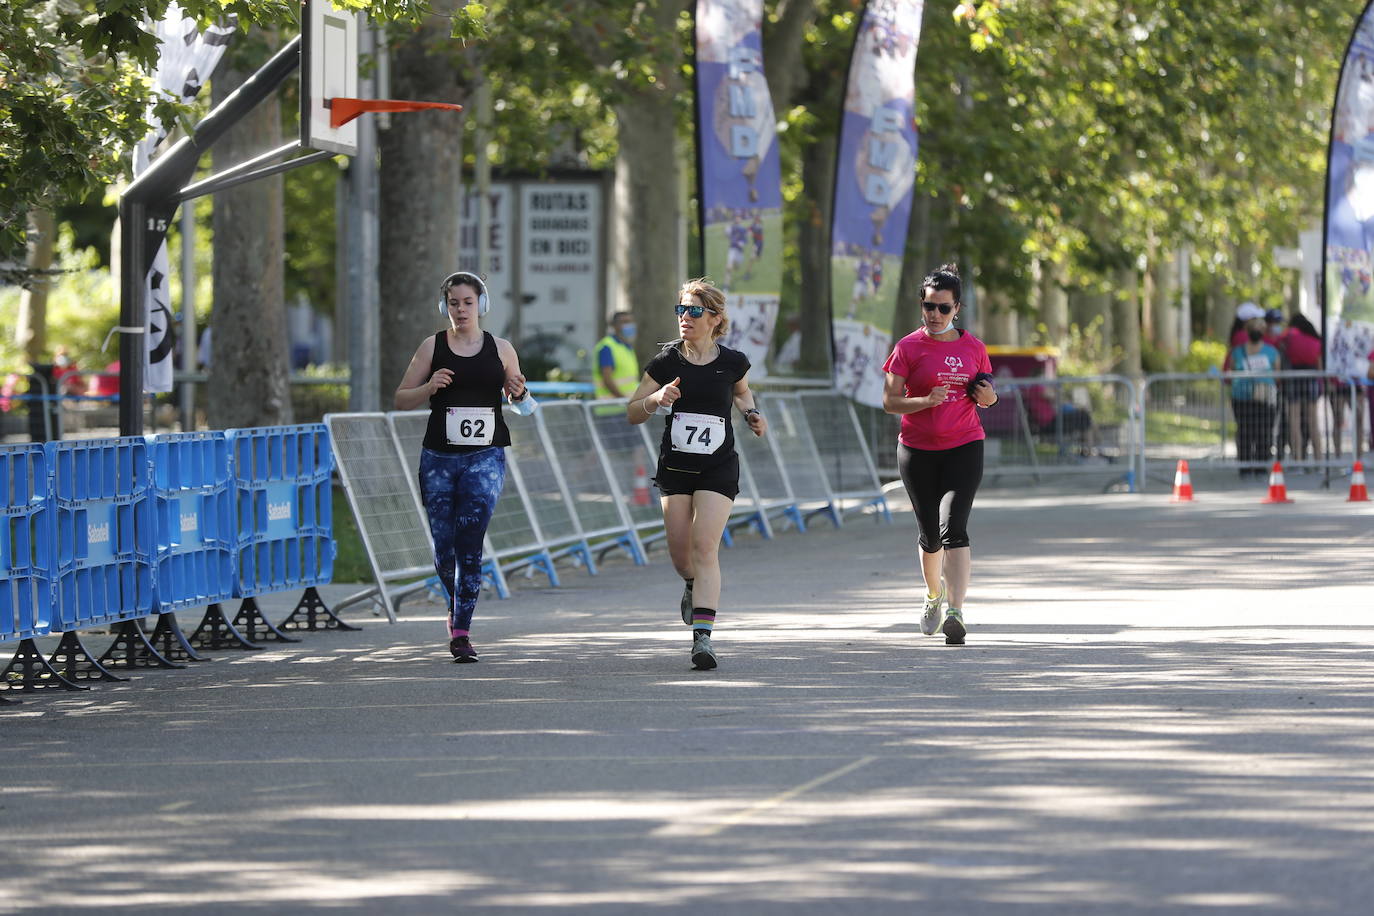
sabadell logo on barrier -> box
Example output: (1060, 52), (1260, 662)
(180, 512), (198, 533)
(267, 501), (293, 522)
(88, 521), (110, 545)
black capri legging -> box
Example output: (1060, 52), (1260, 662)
(897, 439), (984, 553)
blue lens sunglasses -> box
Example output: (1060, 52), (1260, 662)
(675, 303), (717, 318)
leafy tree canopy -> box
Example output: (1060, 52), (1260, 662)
(0, 1), (487, 274)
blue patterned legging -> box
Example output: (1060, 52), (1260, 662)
(418, 446), (507, 637)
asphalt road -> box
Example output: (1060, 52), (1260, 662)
(3, 483), (1373, 915)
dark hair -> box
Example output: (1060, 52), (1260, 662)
(922, 263), (962, 303)
(1288, 313), (1321, 341)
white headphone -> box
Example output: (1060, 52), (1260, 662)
(438, 271), (490, 317)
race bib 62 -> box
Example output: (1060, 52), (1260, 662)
(445, 407), (495, 446)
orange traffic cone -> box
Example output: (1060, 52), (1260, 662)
(1348, 460), (1370, 502)
(1261, 461), (1294, 504)
(632, 461), (651, 507)
(1171, 459), (1194, 502)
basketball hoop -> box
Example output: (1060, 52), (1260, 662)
(326, 98), (463, 129)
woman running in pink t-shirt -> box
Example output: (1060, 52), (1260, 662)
(881, 264), (998, 645)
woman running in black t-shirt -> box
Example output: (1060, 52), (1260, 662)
(626, 278), (767, 670)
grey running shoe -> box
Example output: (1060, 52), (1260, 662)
(449, 636), (479, 662)
(941, 609), (966, 646)
(691, 631), (717, 670)
(920, 580), (945, 636)
(680, 580), (694, 626)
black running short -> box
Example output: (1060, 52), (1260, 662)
(654, 452), (740, 500)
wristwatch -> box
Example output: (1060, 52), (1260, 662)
(743, 408), (761, 418)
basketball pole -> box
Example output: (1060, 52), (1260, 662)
(118, 36), (304, 436)
(117, 28), (461, 436)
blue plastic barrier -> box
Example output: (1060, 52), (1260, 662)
(47, 437), (155, 631)
(1, 444), (54, 644)
(150, 431), (235, 612)
(228, 424), (335, 597)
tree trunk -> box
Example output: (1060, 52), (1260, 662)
(378, 2), (469, 403)
(981, 290), (1017, 346)
(16, 209), (56, 362)
(1151, 250), (1178, 358)
(208, 40), (291, 428)
(1113, 268), (1142, 377)
(763, 0), (819, 113)
(796, 119), (835, 376)
(1039, 259), (1069, 350)
(894, 191), (945, 342)
(615, 1), (687, 367)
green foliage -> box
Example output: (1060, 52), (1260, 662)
(290, 362), (351, 422)
(0, 1), (474, 275)
(0, 227), (120, 374)
(1179, 337), (1228, 374)
(330, 481), (370, 584)
(1054, 316), (1122, 377)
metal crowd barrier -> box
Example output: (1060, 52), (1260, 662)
(797, 391), (892, 522)
(324, 392), (900, 620)
(978, 374), (1141, 490)
(1, 425), (343, 702)
(756, 393), (842, 527)
(585, 399), (668, 552)
(389, 410), (563, 588)
(535, 401), (647, 564)
(1137, 371), (1370, 491)
(325, 413), (454, 623)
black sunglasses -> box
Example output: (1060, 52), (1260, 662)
(921, 301), (955, 314)
(675, 304), (717, 318)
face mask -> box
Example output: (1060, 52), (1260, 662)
(620, 323), (637, 341)
(1247, 328), (1264, 343)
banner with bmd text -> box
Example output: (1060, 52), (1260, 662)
(1325, 0), (1374, 377)
(695, 0), (783, 374)
(831, 0), (925, 406)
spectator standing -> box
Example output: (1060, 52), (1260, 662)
(1278, 313), (1324, 465)
(1228, 316), (1282, 478)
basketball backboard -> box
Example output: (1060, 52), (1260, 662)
(301, 0), (359, 156)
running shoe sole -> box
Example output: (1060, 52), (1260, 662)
(942, 615), (966, 646)
(680, 584), (694, 626)
(691, 641), (718, 670)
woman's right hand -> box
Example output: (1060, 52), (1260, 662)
(655, 376), (682, 410)
(925, 385), (949, 408)
(429, 368), (454, 395)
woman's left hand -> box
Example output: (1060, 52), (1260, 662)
(746, 410), (767, 437)
(504, 373), (527, 401)
(972, 379), (997, 407)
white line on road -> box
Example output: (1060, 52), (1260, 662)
(691, 755), (878, 837)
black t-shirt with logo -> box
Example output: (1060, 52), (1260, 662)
(645, 343), (750, 473)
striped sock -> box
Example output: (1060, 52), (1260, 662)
(691, 608), (715, 632)
(450, 627), (469, 639)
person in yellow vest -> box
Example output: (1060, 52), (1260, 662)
(592, 311), (648, 504)
(593, 311), (640, 403)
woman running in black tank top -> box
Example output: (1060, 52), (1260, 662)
(395, 272), (530, 662)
